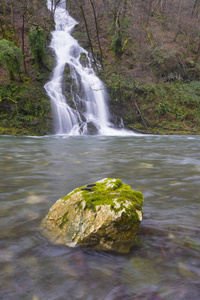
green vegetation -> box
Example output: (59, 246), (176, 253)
(0, 39), (23, 80)
(126, 81), (200, 134)
(110, 17), (131, 59)
(102, 71), (200, 134)
(0, 83), (52, 135)
(0, 0), (54, 135)
(28, 26), (46, 67)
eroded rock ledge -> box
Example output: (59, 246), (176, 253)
(41, 178), (144, 253)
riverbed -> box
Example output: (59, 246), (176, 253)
(0, 135), (200, 299)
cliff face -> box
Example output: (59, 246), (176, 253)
(0, 0), (200, 135)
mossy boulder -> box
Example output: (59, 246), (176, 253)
(41, 178), (144, 253)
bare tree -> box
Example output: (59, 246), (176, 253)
(89, 0), (104, 68)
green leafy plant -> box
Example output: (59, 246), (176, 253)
(28, 26), (46, 66)
(0, 39), (23, 80)
(156, 102), (171, 115)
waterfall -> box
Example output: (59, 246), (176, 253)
(45, 0), (136, 136)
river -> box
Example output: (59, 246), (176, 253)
(0, 135), (200, 299)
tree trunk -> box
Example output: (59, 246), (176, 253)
(79, 3), (98, 70)
(89, 0), (103, 68)
(21, 12), (27, 74)
(10, 0), (19, 46)
(173, 0), (182, 41)
(192, 0), (200, 16)
(195, 38), (200, 61)
(2, 0), (6, 15)
(0, 17), (7, 38)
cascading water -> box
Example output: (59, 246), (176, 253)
(45, 0), (136, 135)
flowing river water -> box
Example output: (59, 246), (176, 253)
(0, 135), (200, 299)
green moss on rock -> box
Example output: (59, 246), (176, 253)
(62, 178), (143, 217)
(41, 178), (144, 253)
(59, 212), (69, 229)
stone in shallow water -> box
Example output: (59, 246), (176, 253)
(86, 121), (99, 135)
(41, 178), (144, 253)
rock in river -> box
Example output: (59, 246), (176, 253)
(41, 178), (144, 253)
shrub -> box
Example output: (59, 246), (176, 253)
(0, 39), (23, 80)
(28, 26), (46, 66)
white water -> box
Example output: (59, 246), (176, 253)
(45, 0), (137, 136)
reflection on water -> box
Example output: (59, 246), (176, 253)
(0, 135), (200, 299)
